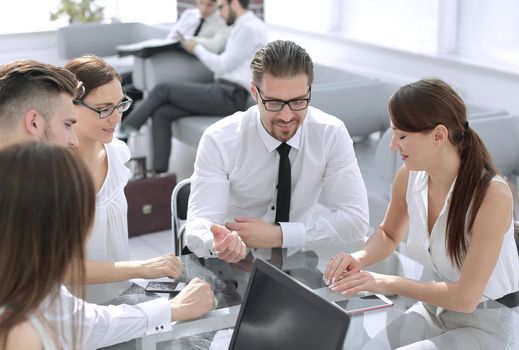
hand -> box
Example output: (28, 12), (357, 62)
(137, 253), (184, 279)
(225, 217), (283, 248)
(170, 277), (214, 321)
(181, 39), (197, 54)
(329, 271), (393, 296)
(323, 252), (361, 285)
(211, 224), (246, 263)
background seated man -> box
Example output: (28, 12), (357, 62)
(185, 40), (370, 263)
(122, 0), (230, 117)
(120, 0), (268, 173)
(166, 0), (230, 53)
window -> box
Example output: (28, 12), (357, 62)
(339, 0), (439, 53)
(458, 0), (519, 68)
(0, 1), (176, 35)
(264, 0), (335, 34)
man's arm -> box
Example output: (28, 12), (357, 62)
(194, 25), (231, 53)
(44, 286), (172, 349)
(185, 133), (231, 257)
(291, 124), (369, 247)
(192, 23), (262, 75)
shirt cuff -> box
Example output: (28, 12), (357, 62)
(193, 44), (206, 58)
(135, 297), (172, 335)
(187, 229), (217, 258)
(279, 222), (306, 248)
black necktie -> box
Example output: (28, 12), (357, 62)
(275, 142), (291, 223)
(193, 18), (205, 36)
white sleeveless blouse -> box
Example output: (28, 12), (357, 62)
(85, 139), (133, 303)
(405, 170), (519, 299)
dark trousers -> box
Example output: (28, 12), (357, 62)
(123, 80), (249, 173)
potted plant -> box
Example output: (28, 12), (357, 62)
(50, 0), (105, 24)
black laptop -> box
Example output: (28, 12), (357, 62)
(228, 258), (350, 350)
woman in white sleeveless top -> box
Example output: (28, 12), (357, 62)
(0, 143), (96, 349)
(324, 79), (519, 349)
(65, 56), (183, 303)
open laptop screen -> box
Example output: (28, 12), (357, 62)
(229, 258), (350, 350)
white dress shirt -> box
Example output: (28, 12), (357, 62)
(406, 171), (519, 299)
(167, 8), (230, 53)
(42, 286), (171, 349)
(193, 10), (268, 89)
(186, 105), (370, 258)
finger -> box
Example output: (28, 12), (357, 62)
(324, 255), (344, 284)
(224, 221), (243, 231)
(210, 224), (230, 243)
(233, 216), (256, 223)
(227, 235), (243, 262)
(330, 274), (365, 294)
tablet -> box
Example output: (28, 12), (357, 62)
(335, 294), (393, 315)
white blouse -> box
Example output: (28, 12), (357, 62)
(406, 170), (519, 300)
(85, 139), (132, 303)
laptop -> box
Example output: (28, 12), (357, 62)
(228, 258), (350, 350)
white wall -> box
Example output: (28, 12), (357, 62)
(2, 22), (519, 117)
(267, 25), (519, 116)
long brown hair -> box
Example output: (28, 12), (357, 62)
(64, 55), (120, 100)
(0, 142), (95, 348)
(388, 78), (498, 268)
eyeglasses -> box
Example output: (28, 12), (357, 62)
(256, 86), (311, 112)
(73, 96), (133, 119)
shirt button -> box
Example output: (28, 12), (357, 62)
(271, 206), (275, 211)
(155, 326), (159, 331)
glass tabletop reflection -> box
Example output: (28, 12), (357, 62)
(104, 241), (519, 350)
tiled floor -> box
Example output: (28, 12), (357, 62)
(128, 134), (385, 259)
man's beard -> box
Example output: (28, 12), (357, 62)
(226, 9), (237, 25)
(42, 120), (54, 142)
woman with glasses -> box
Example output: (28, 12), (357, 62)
(65, 56), (184, 303)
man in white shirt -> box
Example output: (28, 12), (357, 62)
(166, 0), (230, 54)
(121, 0), (268, 173)
(186, 40), (370, 262)
(0, 60), (214, 348)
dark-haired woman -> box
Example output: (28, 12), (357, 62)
(324, 79), (519, 348)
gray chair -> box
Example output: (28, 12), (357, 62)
(311, 80), (399, 138)
(171, 178), (191, 256)
(57, 22), (170, 72)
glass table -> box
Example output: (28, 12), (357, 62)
(105, 241), (519, 349)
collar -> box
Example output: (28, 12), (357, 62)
(413, 171), (457, 209)
(234, 10), (254, 28)
(255, 108), (305, 153)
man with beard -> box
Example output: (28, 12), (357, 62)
(185, 40), (370, 263)
(0, 59), (214, 349)
(0, 60), (80, 148)
(120, 0), (267, 174)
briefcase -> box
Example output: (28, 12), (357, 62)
(125, 157), (177, 237)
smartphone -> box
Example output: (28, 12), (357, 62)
(335, 294), (393, 315)
(145, 281), (186, 294)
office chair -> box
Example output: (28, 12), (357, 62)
(171, 178), (191, 256)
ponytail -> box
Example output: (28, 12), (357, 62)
(446, 128), (497, 268)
